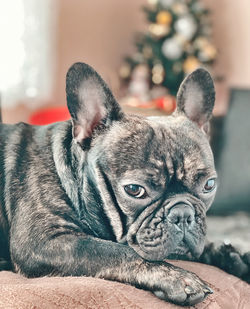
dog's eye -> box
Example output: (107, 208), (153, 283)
(124, 184), (147, 198)
(203, 178), (216, 193)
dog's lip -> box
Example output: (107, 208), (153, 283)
(128, 231), (203, 261)
(183, 236), (204, 258)
(134, 241), (192, 261)
(133, 229), (204, 260)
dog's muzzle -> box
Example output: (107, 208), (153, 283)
(126, 196), (207, 261)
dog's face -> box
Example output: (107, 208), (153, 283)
(66, 63), (217, 262)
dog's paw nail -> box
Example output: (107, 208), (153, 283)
(204, 286), (213, 294)
(184, 285), (195, 294)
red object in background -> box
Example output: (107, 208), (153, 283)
(154, 96), (176, 114)
(29, 96), (176, 125)
(29, 106), (71, 125)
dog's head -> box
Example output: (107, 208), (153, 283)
(66, 63), (217, 261)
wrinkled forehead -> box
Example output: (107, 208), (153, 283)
(148, 116), (215, 180)
(98, 115), (215, 179)
(147, 115), (215, 166)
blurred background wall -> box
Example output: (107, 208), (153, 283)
(1, 0), (250, 123)
(203, 0), (250, 88)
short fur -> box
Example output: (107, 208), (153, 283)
(0, 63), (249, 306)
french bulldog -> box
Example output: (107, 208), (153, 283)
(0, 63), (249, 306)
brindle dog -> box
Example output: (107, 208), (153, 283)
(0, 63), (249, 306)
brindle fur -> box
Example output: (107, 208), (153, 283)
(0, 63), (249, 306)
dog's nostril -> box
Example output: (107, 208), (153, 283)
(187, 215), (192, 224)
(167, 204), (195, 229)
(172, 216), (180, 225)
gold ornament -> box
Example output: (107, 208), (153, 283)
(152, 74), (164, 85)
(119, 63), (131, 79)
(156, 11), (172, 25)
(204, 44), (217, 59)
(194, 37), (209, 49)
(152, 63), (164, 75)
(152, 63), (164, 84)
(195, 37), (217, 61)
(183, 56), (200, 73)
(149, 23), (170, 38)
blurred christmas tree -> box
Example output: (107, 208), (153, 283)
(120, 0), (217, 101)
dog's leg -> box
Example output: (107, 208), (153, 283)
(10, 225), (212, 306)
(199, 242), (250, 283)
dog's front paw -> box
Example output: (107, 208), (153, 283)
(201, 243), (250, 282)
(230, 250), (250, 283)
(139, 263), (212, 306)
(242, 252), (250, 283)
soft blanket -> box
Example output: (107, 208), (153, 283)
(0, 260), (249, 309)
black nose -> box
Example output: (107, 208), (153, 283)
(167, 204), (195, 230)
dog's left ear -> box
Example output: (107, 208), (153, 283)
(176, 68), (215, 132)
(66, 62), (124, 147)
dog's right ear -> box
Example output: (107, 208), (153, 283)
(66, 62), (124, 148)
(176, 68), (215, 133)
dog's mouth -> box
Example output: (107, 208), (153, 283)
(129, 234), (204, 262)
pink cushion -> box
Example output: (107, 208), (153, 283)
(0, 261), (249, 308)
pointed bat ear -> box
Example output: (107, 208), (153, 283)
(176, 68), (215, 131)
(66, 62), (124, 148)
